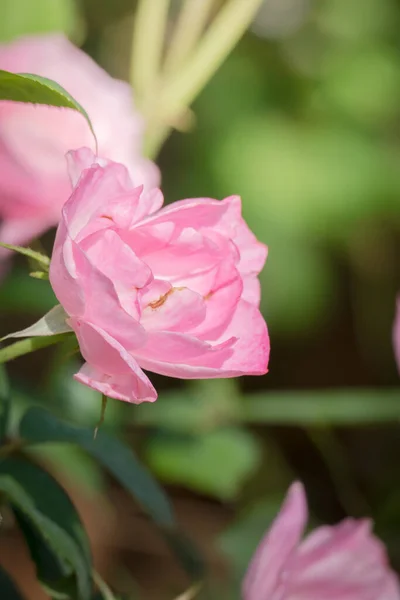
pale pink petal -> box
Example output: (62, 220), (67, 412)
(378, 575), (400, 600)
(134, 336), (236, 378)
(0, 34), (159, 190)
(120, 221), (175, 258)
(232, 212), (268, 278)
(49, 223), (86, 317)
(140, 283), (206, 332)
(242, 276), (262, 306)
(202, 299), (269, 375)
(288, 520), (398, 600)
(243, 482), (308, 600)
(62, 162), (138, 239)
(0, 34), (159, 259)
(129, 188), (164, 224)
(134, 299), (268, 379)
(66, 147), (98, 187)
(70, 320), (156, 403)
(141, 227), (222, 280)
(0, 217), (51, 256)
(139, 280), (171, 307)
(134, 338), (236, 379)
(191, 262), (243, 341)
(134, 331), (214, 363)
(81, 229), (152, 317)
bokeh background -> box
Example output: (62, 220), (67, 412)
(1, 0), (400, 598)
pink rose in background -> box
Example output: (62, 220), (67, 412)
(0, 33), (159, 255)
(393, 297), (400, 375)
(243, 482), (400, 600)
(49, 147), (269, 403)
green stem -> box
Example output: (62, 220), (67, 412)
(0, 334), (72, 364)
(130, 0), (171, 107)
(93, 571), (116, 600)
(144, 0), (264, 158)
(307, 426), (371, 516)
(164, 0), (216, 75)
(94, 395), (108, 440)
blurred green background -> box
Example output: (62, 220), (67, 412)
(1, 0), (400, 598)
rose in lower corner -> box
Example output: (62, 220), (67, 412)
(243, 482), (400, 600)
(49, 147), (270, 403)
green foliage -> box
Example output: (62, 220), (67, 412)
(19, 407), (205, 580)
(241, 389), (400, 425)
(0, 334), (74, 364)
(0, 243), (50, 270)
(0, 458), (92, 599)
(0, 70), (96, 144)
(20, 407), (175, 528)
(146, 428), (262, 500)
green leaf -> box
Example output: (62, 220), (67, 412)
(0, 565), (27, 599)
(146, 428), (262, 500)
(0, 365), (10, 442)
(19, 407), (205, 580)
(0, 242), (50, 269)
(0, 70), (97, 147)
(19, 407), (174, 527)
(241, 389), (400, 425)
(2, 305), (72, 341)
(0, 334), (74, 364)
(0, 457), (92, 600)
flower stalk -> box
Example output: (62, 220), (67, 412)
(141, 0), (264, 158)
(130, 0), (171, 105)
(0, 334), (73, 364)
(164, 0), (216, 75)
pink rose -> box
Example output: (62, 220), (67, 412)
(243, 482), (400, 600)
(0, 33), (159, 254)
(49, 148), (269, 403)
(393, 297), (400, 375)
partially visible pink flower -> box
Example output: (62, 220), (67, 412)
(243, 482), (400, 600)
(49, 148), (269, 403)
(0, 33), (159, 255)
(393, 297), (400, 375)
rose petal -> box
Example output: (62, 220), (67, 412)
(140, 283), (206, 332)
(289, 520), (396, 600)
(243, 482), (308, 600)
(71, 241), (147, 350)
(134, 299), (268, 378)
(71, 320), (157, 403)
(134, 330), (214, 363)
(81, 228), (152, 318)
(49, 222), (86, 317)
